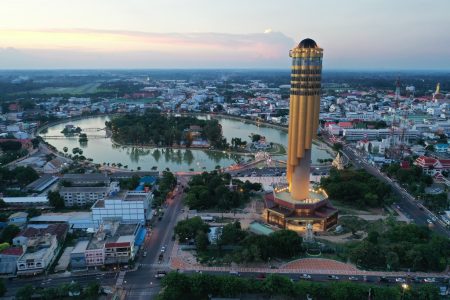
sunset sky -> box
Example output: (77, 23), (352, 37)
(1, 0), (449, 69)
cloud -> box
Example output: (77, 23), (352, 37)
(0, 29), (295, 69)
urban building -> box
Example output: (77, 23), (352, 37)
(62, 173), (110, 186)
(60, 186), (110, 207)
(16, 234), (59, 275)
(92, 191), (153, 225)
(8, 212), (28, 227)
(0, 247), (23, 276)
(264, 39), (338, 232)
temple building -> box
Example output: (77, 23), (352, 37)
(264, 38), (338, 232)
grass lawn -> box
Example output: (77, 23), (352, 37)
(31, 83), (113, 95)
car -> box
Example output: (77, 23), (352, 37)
(348, 276), (358, 281)
(229, 271), (240, 276)
(424, 277), (436, 283)
(161, 246), (166, 253)
(431, 216), (437, 222)
(155, 271), (167, 278)
(256, 273), (266, 280)
(395, 278), (406, 283)
(300, 274), (311, 280)
(143, 251), (147, 257)
(328, 275), (339, 280)
(379, 276), (390, 283)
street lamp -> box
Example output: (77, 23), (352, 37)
(401, 283), (409, 299)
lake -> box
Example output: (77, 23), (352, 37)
(40, 115), (332, 172)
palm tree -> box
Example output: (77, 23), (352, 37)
(63, 146), (68, 153)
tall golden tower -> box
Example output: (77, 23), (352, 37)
(287, 38), (323, 200)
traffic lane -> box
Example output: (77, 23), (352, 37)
(186, 270), (448, 286)
(5, 273), (116, 296)
(124, 176), (187, 286)
(342, 146), (450, 237)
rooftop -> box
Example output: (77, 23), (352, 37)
(71, 240), (89, 254)
(63, 173), (109, 181)
(299, 38), (318, 49)
(25, 174), (59, 192)
(60, 186), (109, 193)
(8, 211), (29, 219)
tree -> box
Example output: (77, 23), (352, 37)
(16, 284), (34, 300)
(84, 281), (100, 299)
(0, 278), (6, 296)
(195, 231), (209, 252)
(1, 224), (20, 244)
(174, 217), (209, 242)
(332, 142), (343, 152)
(251, 134), (262, 142)
(48, 191), (65, 209)
(0, 199), (7, 208)
(63, 146), (68, 153)
(385, 251), (399, 270)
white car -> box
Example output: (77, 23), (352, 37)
(154, 271), (167, 278)
(424, 277), (436, 283)
(395, 278), (406, 283)
(300, 274), (311, 279)
(348, 276), (358, 281)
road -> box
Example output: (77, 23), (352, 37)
(4, 272), (117, 297)
(123, 175), (189, 300)
(178, 269), (448, 286)
(341, 143), (450, 238)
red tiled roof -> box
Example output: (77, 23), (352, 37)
(105, 242), (130, 248)
(17, 223), (68, 242)
(1, 247), (23, 256)
(338, 122), (353, 128)
(416, 156), (437, 165)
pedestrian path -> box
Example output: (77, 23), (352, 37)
(116, 271), (126, 287)
(139, 263), (170, 268)
(169, 240), (448, 278)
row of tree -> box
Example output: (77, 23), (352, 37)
(157, 272), (440, 300)
(174, 218), (303, 263)
(153, 171), (177, 207)
(320, 168), (393, 208)
(184, 171), (261, 210)
(0, 166), (39, 196)
(16, 281), (100, 300)
(347, 222), (450, 271)
(106, 110), (227, 148)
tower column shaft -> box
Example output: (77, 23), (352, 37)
(290, 149), (311, 199)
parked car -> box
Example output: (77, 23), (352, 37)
(154, 271), (167, 278)
(328, 275), (339, 280)
(300, 274), (312, 280)
(348, 276), (358, 281)
(395, 278), (406, 283)
(424, 278), (436, 283)
(256, 273), (266, 280)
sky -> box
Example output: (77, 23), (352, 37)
(0, 0), (449, 70)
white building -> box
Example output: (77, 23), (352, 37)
(16, 234), (58, 275)
(60, 186), (110, 207)
(91, 191), (153, 225)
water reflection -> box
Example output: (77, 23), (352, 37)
(40, 115), (331, 172)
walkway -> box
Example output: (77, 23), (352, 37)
(281, 258), (357, 273)
(169, 240), (448, 277)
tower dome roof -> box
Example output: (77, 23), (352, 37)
(298, 38), (318, 49)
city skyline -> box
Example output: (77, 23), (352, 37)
(1, 0), (450, 70)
